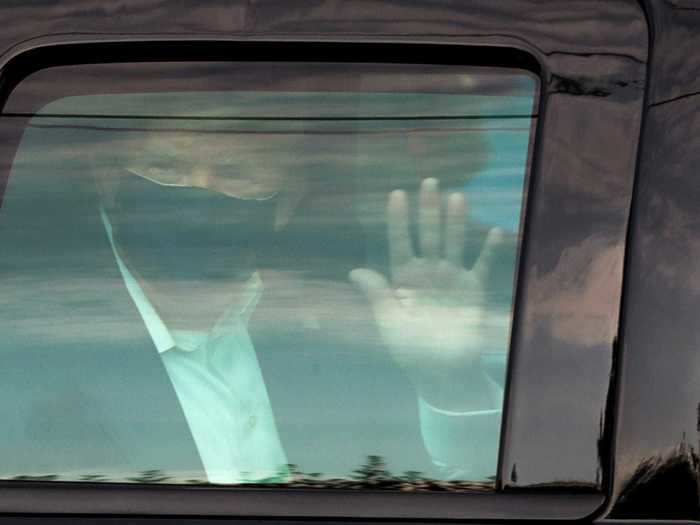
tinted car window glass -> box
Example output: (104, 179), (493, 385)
(0, 61), (537, 488)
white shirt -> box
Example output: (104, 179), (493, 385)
(102, 212), (502, 483)
(103, 212), (287, 484)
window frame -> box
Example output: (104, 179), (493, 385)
(0, 28), (643, 520)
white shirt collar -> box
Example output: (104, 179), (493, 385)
(101, 208), (262, 354)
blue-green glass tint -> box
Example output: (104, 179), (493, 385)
(0, 62), (537, 488)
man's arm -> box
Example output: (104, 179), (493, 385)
(350, 178), (511, 479)
(418, 368), (503, 480)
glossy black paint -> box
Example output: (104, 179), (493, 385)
(0, 0), (654, 521)
(608, 0), (700, 520)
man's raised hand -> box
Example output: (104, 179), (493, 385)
(350, 178), (506, 410)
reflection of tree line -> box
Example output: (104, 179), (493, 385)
(8, 455), (494, 492)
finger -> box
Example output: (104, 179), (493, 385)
(349, 268), (400, 317)
(445, 192), (467, 266)
(419, 178), (440, 260)
(473, 227), (505, 283)
(388, 190), (413, 268)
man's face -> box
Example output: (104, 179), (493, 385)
(96, 129), (296, 310)
(120, 130), (291, 199)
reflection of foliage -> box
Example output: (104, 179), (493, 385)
(10, 474), (58, 481)
(351, 455), (392, 486)
(79, 474), (108, 482)
(401, 470), (424, 482)
(3, 455), (495, 492)
(126, 470), (171, 483)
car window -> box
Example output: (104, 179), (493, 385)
(0, 60), (537, 488)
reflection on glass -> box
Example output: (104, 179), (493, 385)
(0, 63), (537, 489)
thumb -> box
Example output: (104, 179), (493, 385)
(349, 268), (398, 315)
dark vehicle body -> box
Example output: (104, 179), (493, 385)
(0, 1), (697, 524)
